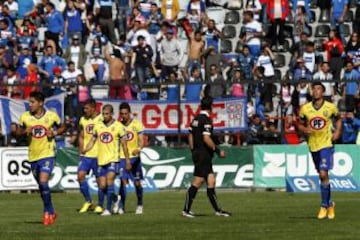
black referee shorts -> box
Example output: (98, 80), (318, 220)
(192, 150), (214, 178)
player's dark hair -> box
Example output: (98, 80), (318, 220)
(311, 82), (326, 92)
(29, 91), (45, 102)
(102, 104), (113, 113)
(119, 102), (131, 112)
(201, 96), (213, 110)
(85, 98), (96, 108)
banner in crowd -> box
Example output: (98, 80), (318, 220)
(0, 93), (65, 136)
(254, 145), (360, 192)
(0, 146), (254, 191)
(96, 98), (248, 133)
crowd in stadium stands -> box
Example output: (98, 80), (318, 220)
(1, 0), (360, 146)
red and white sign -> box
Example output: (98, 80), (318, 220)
(96, 98), (248, 133)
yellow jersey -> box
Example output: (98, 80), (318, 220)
(19, 110), (61, 162)
(299, 101), (338, 152)
(120, 119), (144, 159)
(79, 114), (103, 158)
(93, 120), (126, 166)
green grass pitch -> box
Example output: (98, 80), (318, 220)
(0, 191), (359, 240)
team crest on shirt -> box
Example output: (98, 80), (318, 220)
(126, 131), (134, 141)
(86, 124), (94, 134)
(309, 117), (326, 130)
(31, 125), (47, 138)
(99, 132), (113, 143)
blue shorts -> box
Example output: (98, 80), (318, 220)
(311, 147), (334, 171)
(97, 162), (117, 177)
(31, 157), (55, 179)
(78, 156), (99, 177)
(119, 157), (143, 181)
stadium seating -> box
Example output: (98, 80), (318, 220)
(315, 24), (330, 38)
(319, 9), (330, 23)
(221, 39), (233, 53)
(224, 11), (240, 25)
(273, 54), (286, 68)
(222, 25), (237, 39)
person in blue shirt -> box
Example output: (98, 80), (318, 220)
(64, 0), (84, 42)
(45, 2), (64, 55)
(203, 19), (222, 53)
(16, 45), (34, 79)
(17, 0), (35, 19)
(342, 61), (360, 112)
(38, 45), (66, 80)
(330, 0), (348, 44)
(0, 18), (16, 48)
(147, 3), (163, 35)
(293, 58), (313, 81)
(184, 67), (203, 101)
(342, 111), (360, 144)
(237, 45), (255, 81)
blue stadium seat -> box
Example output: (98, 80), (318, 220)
(224, 11), (240, 24)
(273, 54), (286, 68)
(220, 40), (233, 53)
(222, 25), (237, 39)
(315, 25), (330, 38)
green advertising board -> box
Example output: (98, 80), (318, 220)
(254, 145), (360, 189)
(50, 147), (254, 190)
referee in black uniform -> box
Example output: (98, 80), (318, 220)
(182, 96), (231, 218)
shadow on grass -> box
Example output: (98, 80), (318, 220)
(288, 216), (317, 220)
(24, 221), (43, 224)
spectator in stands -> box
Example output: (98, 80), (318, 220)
(230, 69), (245, 98)
(6, 122), (28, 146)
(137, 0), (153, 20)
(77, 74), (89, 106)
(341, 61), (360, 112)
(255, 46), (275, 81)
(15, 45), (34, 79)
(342, 111), (360, 144)
(64, 0), (85, 42)
(324, 30), (344, 81)
(187, 0), (206, 30)
(147, 3), (164, 37)
(17, 17), (37, 37)
(237, 45), (255, 81)
(313, 62), (335, 102)
(45, 2), (64, 55)
(117, 0), (130, 35)
(293, 57), (313, 81)
(52, 66), (64, 95)
(330, 0), (348, 44)
(247, 114), (264, 144)
(128, 20), (153, 50)
(203, 19), (222, 52)
(161, 0), (180, 23)
(303, 41), (318, 73)
(204, 64), (226, 98)
(18, 0), (35, 21)
(132, 35), (154, 83)
(354, 1), (360, 34)
(280, 82), (295, 116)
(17, 26), (36, 51)
(184, 67), (204, 101)
(204, 46), (223, 80)
(38, 45), (66, 80)
(245, 0), (262, 21)
(23, 64), (39, 99)
(0, 18), (16, 48)
(63, 61), (82, 118)
(296, 82), (311, 106)
(3, 65), (20, 98)
(89, 43), (106, 82)
(0, 44), (13, 80)
(160, 28), (182, 80)
(95, 0), (116, 44)
(4, 0), (18, 22)
(187, 30), (205, 76)
(292, 0), (312, 20)
(293, 5), (311, 44)
(290, 32), (309, 64)
(346, 33), (360, 58)
(64, 34), (87, 71)
(128, 7), (146, 30)
(265, 0), (289, 51)
(162, 71), (179, 101)
(239, 10), (264, 58)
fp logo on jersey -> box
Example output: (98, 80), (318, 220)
(86, 124), (94, 134)
(310, 117), (326, 130)
(100, 132), (113, 143)
(32, 125), (47, 138)
(126, 131), (134, 141)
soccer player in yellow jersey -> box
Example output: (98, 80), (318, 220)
(17, 91), (66, 225)
(298, 82), (342, 220)
(82, 104), (130, 216)
(77, 99), (103, 213)
(113, 102), (145, 215)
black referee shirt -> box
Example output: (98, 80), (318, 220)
(189, 110), (213, 154)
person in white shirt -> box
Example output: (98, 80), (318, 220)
(302, 41), (316, 73)
(313, 61), (335, 102)
(256, 46), (275, 80)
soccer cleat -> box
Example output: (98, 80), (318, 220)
(327, 202), (335, 220)
(182, 211), (195, 218)
(43, 212), (51, 225)
(117, 208), (125, 215)
(135, 206), (143, 215)
(101, 209), (111, 216)
(215, 210), (231, 217)
(317, 207), (328, 220)
(49, 212), (57, 225)
(112, 196), (121, 213)
(79, 202), (93, 213)
(94, 206), (104, 214)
